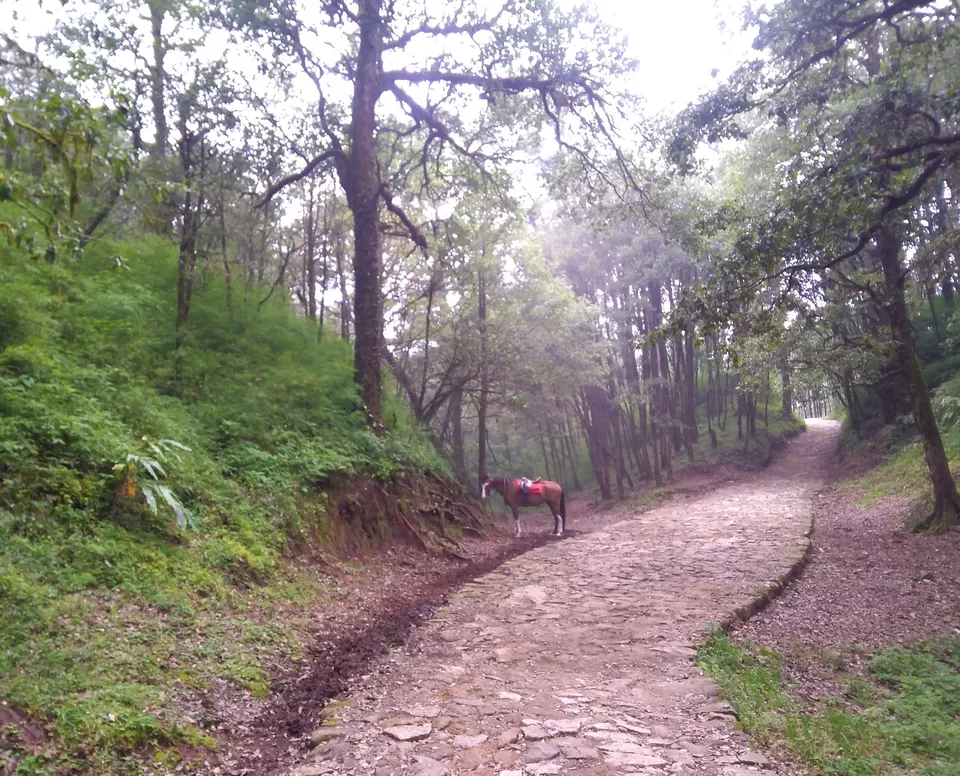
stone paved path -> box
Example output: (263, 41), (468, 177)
(287, 421), (838, 776)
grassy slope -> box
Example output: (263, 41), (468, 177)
(699, 631), (960, 776)
(839, 381), (960, 516)
(0, 238), (444, 773)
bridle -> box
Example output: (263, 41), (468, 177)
(481, 477), (511, 500)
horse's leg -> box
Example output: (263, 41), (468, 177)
(512, 506), (521, 538)
(549, 501), (563, 537)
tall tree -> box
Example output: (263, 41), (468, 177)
(245, 0), (638, 429)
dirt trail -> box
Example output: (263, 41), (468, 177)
(281, 420), (837, 776)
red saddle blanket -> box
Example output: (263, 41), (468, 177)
(515, 480), (543, 496)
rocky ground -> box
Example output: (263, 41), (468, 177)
(237, 421), (838, 776)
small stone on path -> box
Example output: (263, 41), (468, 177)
(561, 742), (601, 759)
(522, 725), (549, 740)
(680, 740), (711, 757)
(453, 733), (488, 748)
(413, 756), (450, 776)
(526, 740), (561, 762)
(598, 740), (647, 754)
(618, 721), (651, 735)
(604, 751), (669, 768)
(406, 705), (441, 718)
(739, 750), (771, 766)
(497, 727), (522, 746)
(308, 727), (354, 747)
(383, 723), (432, 741)
(543, 718), (581, 734)
(528, 765), (563, 775)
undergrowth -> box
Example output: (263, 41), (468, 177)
(839, 376), (960, 512)
(698, 630), (960, 776)
(701, 406), (806, 470)
(0, 237), (447, 772)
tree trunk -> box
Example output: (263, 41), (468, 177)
(336, 229), (351, 339)
(683, 322), (698, 442)
(449, 385), (468, 485)
(219, 201), (231, 309)
(580, 388), (613, 500)
(876, 225), (960, 530)
(641, 340), (661, 487)
(148, 0), (168, 157)
(548, 424), (564, 484)
(176, 190), (198, 349)
(318, 211), (329, 340)
(780, 364), (793, 418)
(648, 281), (673, 477)
(561, 416), (582, 491)
(348, 0), (386, 429)
(305, 184), (317, 321)
(477, 264), (489, 491)
(538, 426), (552, 480)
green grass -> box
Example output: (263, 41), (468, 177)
(698, 629), (960, 776)
(0, 237), (447, 772)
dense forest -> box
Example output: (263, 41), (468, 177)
(2, 0), (959, 772)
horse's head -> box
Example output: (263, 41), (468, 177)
(480, 477), (503, 501)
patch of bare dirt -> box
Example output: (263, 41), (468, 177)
(734, 457), (960, 702)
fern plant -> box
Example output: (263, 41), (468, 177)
(114, 437), (195, 529)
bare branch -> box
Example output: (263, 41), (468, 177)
(383, 5), (507, 51)
(257, 149), (344, 208)
(259, 241), (301, 309)
(379, 185), (428, 250)
(382, 69), (588, 95)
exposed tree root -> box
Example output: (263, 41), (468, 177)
(317, 472), (488, 558)
(912, 495), (960, 534)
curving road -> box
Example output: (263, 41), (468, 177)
(288, 420), (838, 776)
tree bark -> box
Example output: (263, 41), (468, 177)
(683, 321), (698, 442)
(348, 0), (386, 429)
(477, 264), (488, 491)
(780, 364), (793, 417)
(148, 0), (168, 157)
(336, 227), (351, 339)
(449, 384), (468, 485)
(305, 183), (317, 321)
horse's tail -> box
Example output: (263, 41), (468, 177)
(560, 487), (566, 523)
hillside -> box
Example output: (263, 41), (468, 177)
(0, 237), (460, 772)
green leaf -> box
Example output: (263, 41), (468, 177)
(142, 483), (158, 514)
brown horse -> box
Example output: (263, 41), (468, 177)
(480, 476), (566, 538)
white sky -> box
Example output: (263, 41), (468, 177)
(601, 0), (751, 112)
(6, 0), (752, 114)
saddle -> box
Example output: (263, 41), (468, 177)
(516, 477), (543, 506)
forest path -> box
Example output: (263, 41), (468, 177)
(286, 421), (838, 776)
